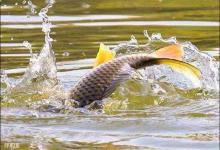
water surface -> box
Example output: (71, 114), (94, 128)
(1, 0), (219, 150)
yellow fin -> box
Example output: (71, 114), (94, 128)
(151, 44), (184, 60)
(154, 58), (202, 87)
(94, 43), (116, 68)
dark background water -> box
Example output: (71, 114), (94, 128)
(1, 0), (219, 70)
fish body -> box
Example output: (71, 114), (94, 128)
(69, 44), (201, 107)
(69, 54), (155, 107)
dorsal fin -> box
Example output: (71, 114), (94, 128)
(151, 44), (184, 60)
(94, 43), (116, 68)
(94, 44), (183, 68)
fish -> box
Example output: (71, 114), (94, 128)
(68, 43), (201, 107)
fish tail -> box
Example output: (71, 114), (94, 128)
(149, 58), (201, 77)
(131, 57), (201, 86)
(150, 44), (184, 60)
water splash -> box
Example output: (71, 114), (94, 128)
(0, 70), (15, 90)
(112, 30), (219, 93)
(112, 35), (142, 54)
(148, 34), (219, 91)
(144, 30), (177, 44)
(2, 0), (57, 95)
(23, 41), (33, 56)
(1, 0), (218, 111)
(182, 42), (219, 90)
(24, 0), (37, 16)
(18, 0), (57, 90)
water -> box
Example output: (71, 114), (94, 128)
(1, 0), (219, 150)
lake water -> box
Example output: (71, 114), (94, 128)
(1, 0), (219, 150)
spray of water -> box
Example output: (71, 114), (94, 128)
(27, 0), (37, 15)
(103, 32), (219, 112)
(112, 30), (219, 92)
(1, 0), (57, 96)
(1, 0), (218, 110)
(21, 0), (57, 85)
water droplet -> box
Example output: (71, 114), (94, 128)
(62, 51), (70, 57)
(144, 30), (151, 40)
(82, 3), (90, 9)
(82, 52), (86, 57)
(23, 41), (32, 49)
(27, 0), (37, 14)
(129, 35), (138, 45)
(22, 0), (27, 5)
(166, 36), (177, 44)
(151, 33), (162, 41)
(0, 70), (12, 88)
(23, 41), (33, 56)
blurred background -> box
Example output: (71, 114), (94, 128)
(1, 0), (219, 70)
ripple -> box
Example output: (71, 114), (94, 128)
(1, 54), (33, 57)
(73, 21), (219, 27)
(203, 50), (220, 57)
(1, 15), (137, 23)
(1, 24), (55, 29)
(1, 43), (24, 47)
(2, 58), (93, 75)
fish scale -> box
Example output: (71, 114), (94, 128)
(68, 54), (201, 107)
(69, 55), (154, 107)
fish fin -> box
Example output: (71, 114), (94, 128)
(152, 58), (201, 87)
(151, 44), (184, 60)
(94, 43), (116, 68)
(103, 64), (133, 98)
